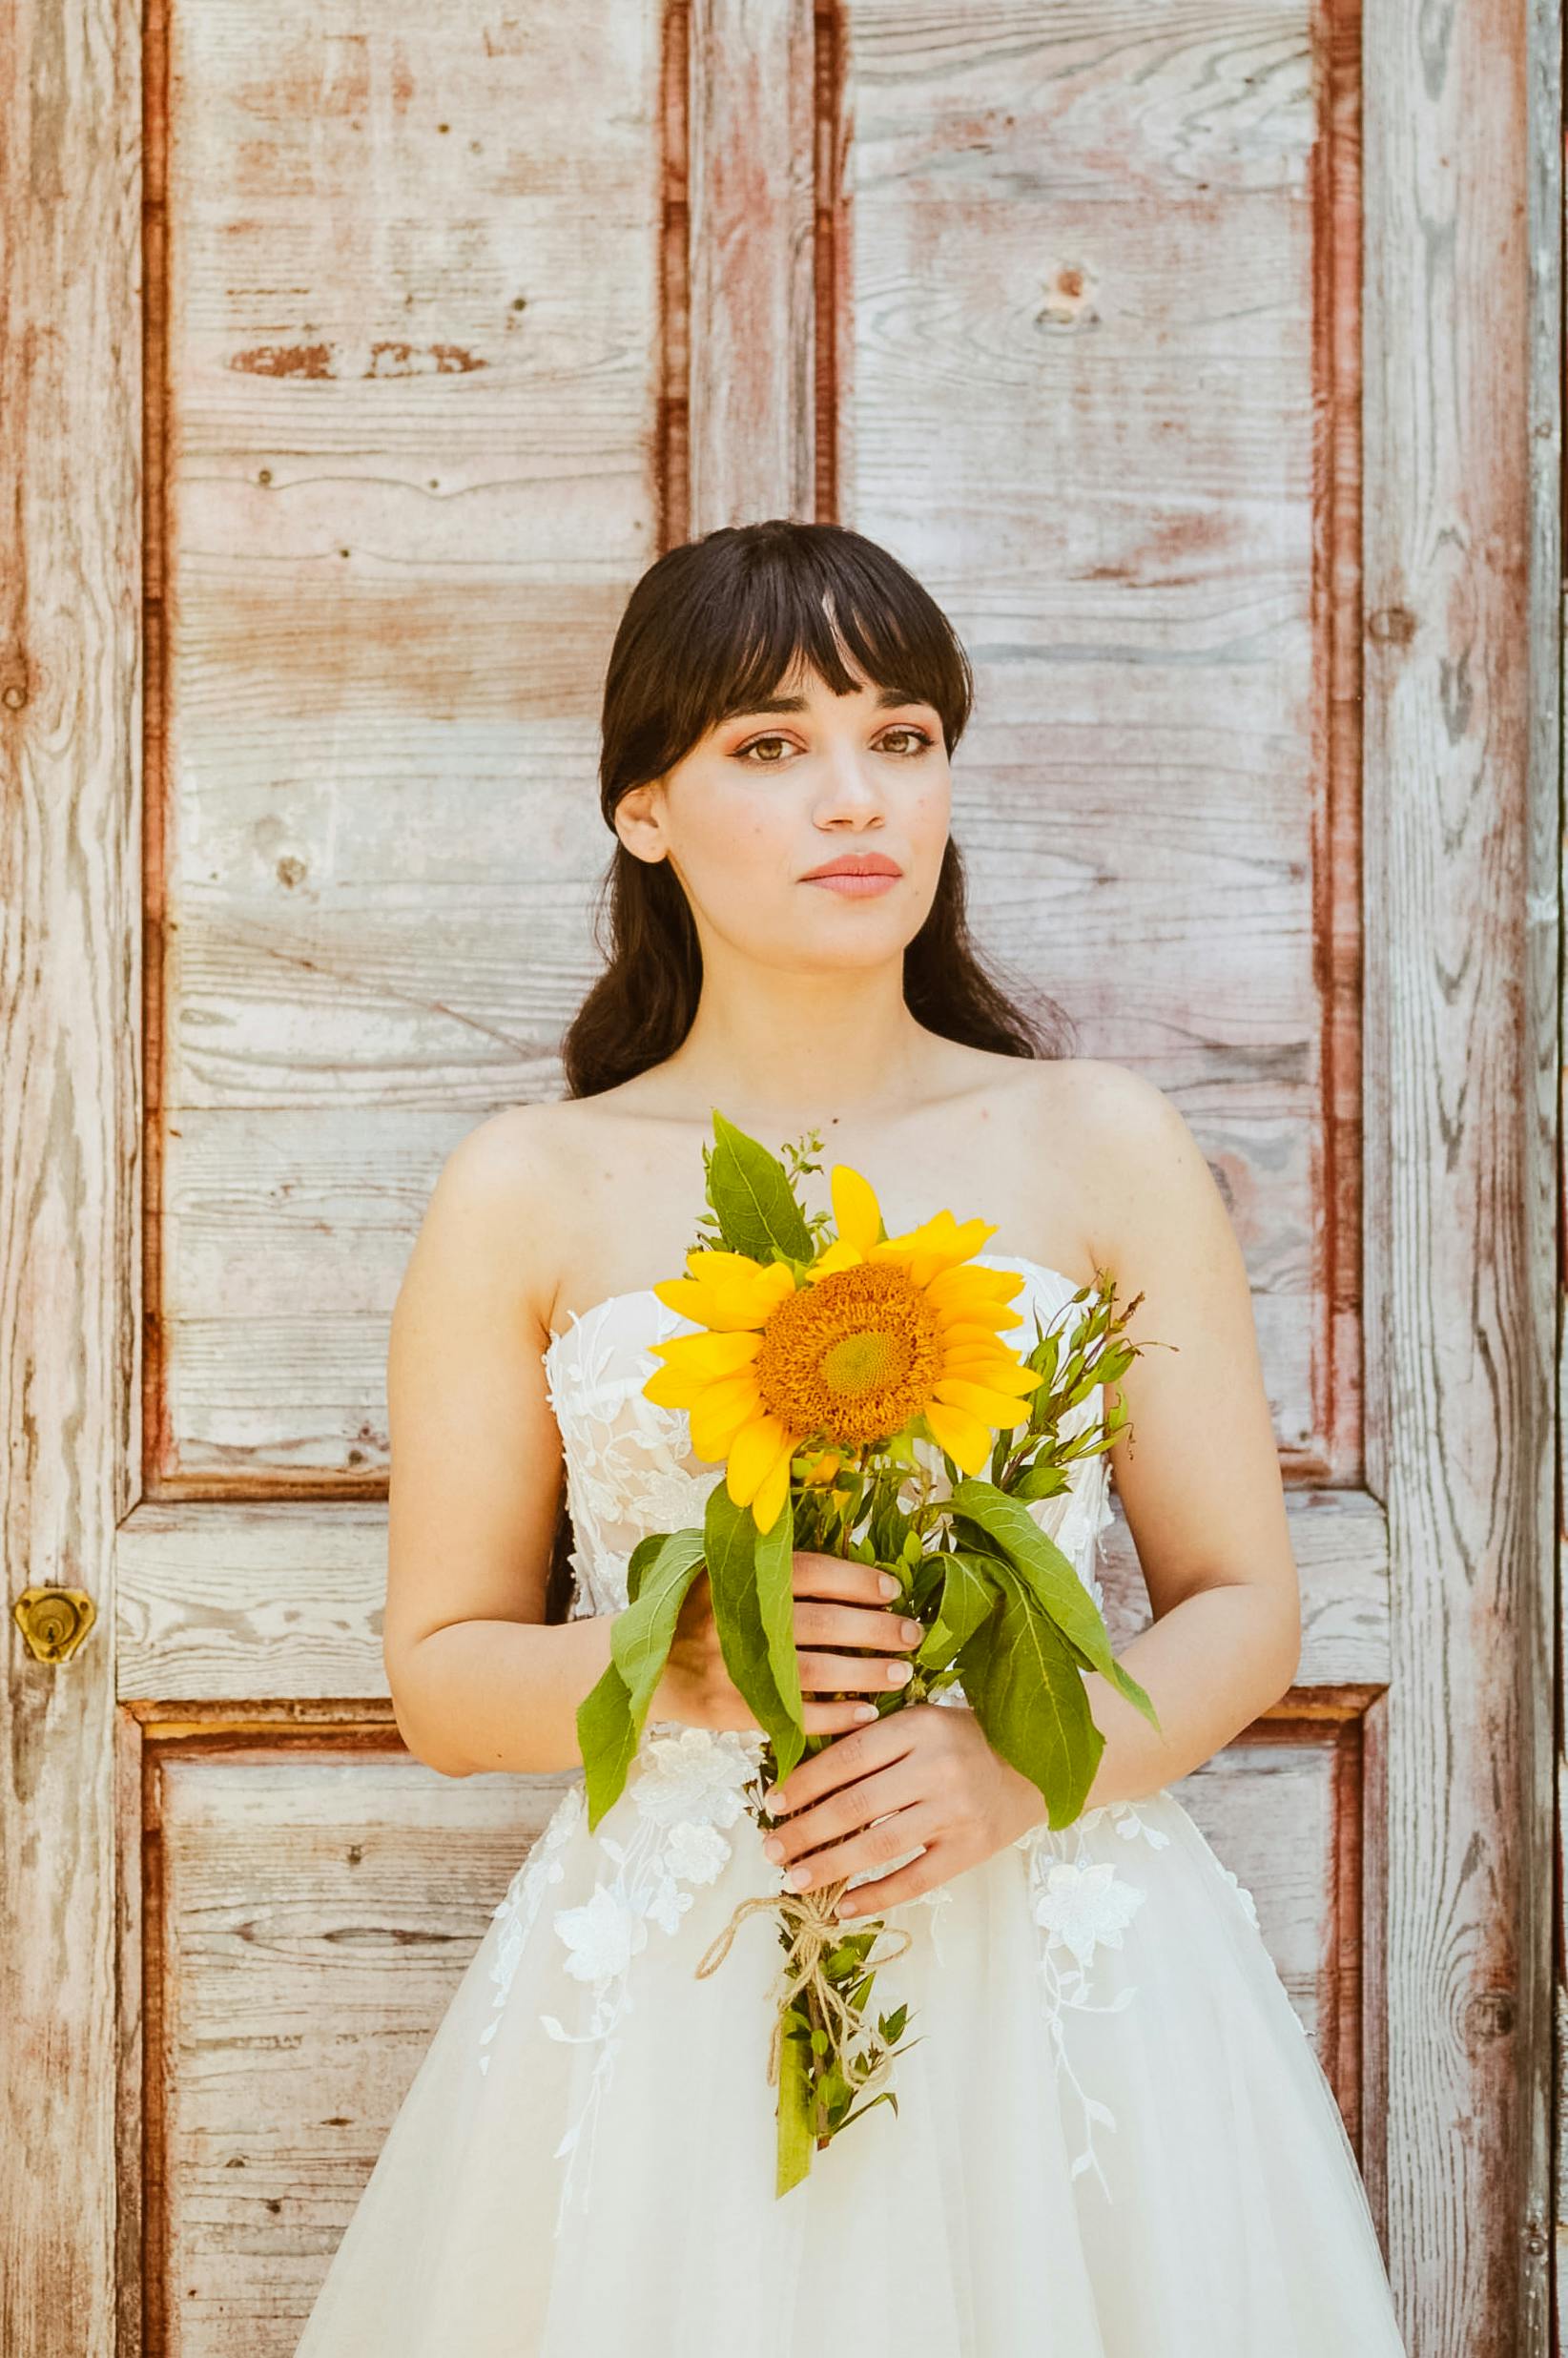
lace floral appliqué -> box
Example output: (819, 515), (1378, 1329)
(538, 1724), (772, 2235)
(1018, 1793), (1171, 2199)
(478, 1783), (588, 2077)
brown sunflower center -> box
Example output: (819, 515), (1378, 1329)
(753, 1263), (943, 1446)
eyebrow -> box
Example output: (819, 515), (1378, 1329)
(724, 686), (933, 719)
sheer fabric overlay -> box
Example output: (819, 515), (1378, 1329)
(293, 1255), (1408, 2357)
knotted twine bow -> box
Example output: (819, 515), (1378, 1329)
(694, 1872), (914, 2095)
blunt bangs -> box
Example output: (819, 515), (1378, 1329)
(600, 521), (975, 822)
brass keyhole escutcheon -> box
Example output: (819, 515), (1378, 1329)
(13, 1586), (96, 1664)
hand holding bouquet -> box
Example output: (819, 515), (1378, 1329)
(576, 1110), (1160, 2196)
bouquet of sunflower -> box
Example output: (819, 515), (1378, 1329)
(576, 1110), (1159, 2197)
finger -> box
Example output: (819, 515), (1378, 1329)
(801, 1696), (884, 1736)
(770, 1803), (940, 1898)
(762, 1758), (924, 1854)
(761, 1709), (922, 1817)
(796, 1647), (918, 1697)
(791, 1551), (905, 1607)
(793, 1597), (922, 1653)
(836, 1847), (955, 1917)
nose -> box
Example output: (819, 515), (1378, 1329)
(813, 740), (887, 823)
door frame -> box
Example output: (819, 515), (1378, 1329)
(0, 2), (1557, 2349)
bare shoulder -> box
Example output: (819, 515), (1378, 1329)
(397, 1099), (588, 1343)
(1027, 1058), (1233, 1287)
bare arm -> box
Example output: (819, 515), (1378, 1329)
(713, 1064), (1309, 1913)
(1065, 1060), (1303, 1812)
(382, 1110), (918, 1778)
(382, 1109), (616, 1777)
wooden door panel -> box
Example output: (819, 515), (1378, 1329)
(126, 1721), (1362, 2357)
(130, 0), (1387, 2308)
(113, 1495), (1391, 1704)
(838, 0), (1353, 1482)
(3, 0), (1546, 2345)
(155, 0), (667, 1481)
(134, 1734), (579, 2357)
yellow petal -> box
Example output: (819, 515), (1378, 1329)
(642, 1365), (708, 1411)
(654, 1255), (796, 1332)
(940, 1352), (1039, 1394)
(726, 1411), (794, 1505)
(829, 1163), (883, 1258)
(899, 1214), (1000, 1287)
(689, 1370), (766, 1459)
(937, 1314), (1025, 1347)
(924, 1264), (1023, 1313)
(931, 1376), (1034, 1428)
(683, 1247), (772, 1285)
(805, 1238), (862, 1281)
(922, 1400), (992, 1470)
(646, 1329), (762, 1381)
(750, 1441), (796, 1534)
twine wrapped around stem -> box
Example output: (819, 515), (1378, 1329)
(694, 1873), (914, 2093)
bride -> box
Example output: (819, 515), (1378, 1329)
(293, 518), (1408, 2354)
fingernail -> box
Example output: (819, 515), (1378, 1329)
(854, 1702), (877, 1721)
(888, 1659), (913, 1685)
(763, 1835), (784, 1861)
(900, 1619), (921, 1644)
(877, 1572), (899, 1598)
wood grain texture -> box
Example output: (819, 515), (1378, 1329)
(136, 1727), (1355, 2354)
(139, 1742), (581, 2356)
(838, 0), (1362, 1499)
(1, 0), (1548, 2334)
(1361, 0), (1558, 2341)
(114, 1489), (1392, 1701)
(0, 0), (144, 2347)
(688, 0), (817, 526)
(143, 0), (1364, 1499)
(148, 0), (669, 1479)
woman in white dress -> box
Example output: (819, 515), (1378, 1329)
(293, 519), (1408, 2355)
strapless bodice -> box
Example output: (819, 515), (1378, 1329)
(540, 1254), (1117, 1653)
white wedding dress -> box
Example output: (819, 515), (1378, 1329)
(293, 1254), (1408, 2356)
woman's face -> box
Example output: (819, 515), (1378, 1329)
(614, 658), (953, 973)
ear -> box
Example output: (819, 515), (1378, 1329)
(612, 778), (668, 863)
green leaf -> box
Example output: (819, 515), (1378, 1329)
(914, 1549), (1003, 1673)
(577, 1526), (709, 1830)
(609, 1528), (707, 1720)
(703, 1480), (803, 1768)
(707, 1108), (815, 1263)
(623, 1527), (669, 1606)
(576, 1659), (642, 1833)
(837, 2087), (899, 2137)
(1009, 1461), (1069, 1503)
(957, 1560), (1104, 1829)
(753, 1491), (806, 1781)
(946, 1478), (1159, 1730)
(776, 2024), (816, 2196)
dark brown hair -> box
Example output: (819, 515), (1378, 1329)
(542, 518), (1073, 1622)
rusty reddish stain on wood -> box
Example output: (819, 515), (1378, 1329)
(228, 341), (333, 379)
(227, 341), (486, 378)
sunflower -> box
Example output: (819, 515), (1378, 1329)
(641, 1163), (1042, 1532)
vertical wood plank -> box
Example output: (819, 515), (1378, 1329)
(0, 0), (143, 2349)
(1361, 0), (1558, 2342)
(687, 0), (818, 530)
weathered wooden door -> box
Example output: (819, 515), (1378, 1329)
(3, 2), (1554, 2351)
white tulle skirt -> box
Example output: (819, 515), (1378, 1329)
(292, 1722), (1407, 2356)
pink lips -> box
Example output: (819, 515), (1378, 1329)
(799, 856), (902, 898)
